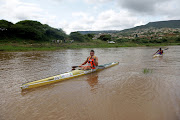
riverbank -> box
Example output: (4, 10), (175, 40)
(0, 41), (179, 51)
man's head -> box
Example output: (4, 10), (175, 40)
(159, 48), (161, 50)
(90, 50), (94, 56)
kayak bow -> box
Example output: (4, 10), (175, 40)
(153, 54), (163, 58)
(21, 62), (119, 90)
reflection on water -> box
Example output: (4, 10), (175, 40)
(86, 73), (99, 92)
(0, 46), (180, 120)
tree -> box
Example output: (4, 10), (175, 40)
(45, 28), (67, 40)
(69, 32), (85, 42)
(176, 37), (180, 42)
(98, 35), (111, 41)
(116, 38), (129, 43)
(0, 20), (68, 41)
(0, 20), (13, 29)
(162, 38), (168, 42)
(16, 20), (44, 31)
(83, 34), (95, 41)
(86, 34), (95, 39)
(132, 38), (140, 43)
(0, 20), (14, 39)
(12, 24), (43, 40)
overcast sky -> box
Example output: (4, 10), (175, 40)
(0, 0), (180, 34)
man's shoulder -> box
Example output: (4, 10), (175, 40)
(87, 56), (98, 59)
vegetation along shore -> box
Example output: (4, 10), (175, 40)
(0, 19), (180, 51)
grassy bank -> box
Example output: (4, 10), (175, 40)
(0, 40), (180, 51)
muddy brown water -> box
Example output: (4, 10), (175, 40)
(0, 46), (180, 120)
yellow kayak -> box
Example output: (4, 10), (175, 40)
(21, 62), (119, 90)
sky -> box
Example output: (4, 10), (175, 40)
(0, 0), (180, 34)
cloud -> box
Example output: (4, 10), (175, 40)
(1, 0), (180, 34)
(116, 0), (180, 18)
(85, 0), (180, 17)
(0, 0), (57, 25)
(0, 0), (40, 21)
(117, 0), (167, 14)
(85, 0), (113, 4)
(154, 0), (180, 19)
(60, 9), (144, 34)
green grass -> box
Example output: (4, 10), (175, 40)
(0, 45), (58, 51)
(0, 40), (179, 51)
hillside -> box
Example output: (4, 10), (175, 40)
(77, 30), (119, 34)
(0, 20), (67, 41)
(121, 20), (180, 32)
(78, 20), (180, 34)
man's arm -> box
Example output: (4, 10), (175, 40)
(94, 57), (98, 66)
(153, 50), (159, 55)
(81, 57), (88, 65)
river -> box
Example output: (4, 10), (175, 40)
(0, 46), (180, 120)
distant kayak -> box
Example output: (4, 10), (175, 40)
(153, 48), (168, 58)
(153, 54), (163, 58)
(21, 62), (119, 90)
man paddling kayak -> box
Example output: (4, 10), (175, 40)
(153, 48), (163, 55)
(81, 50), (98, 70)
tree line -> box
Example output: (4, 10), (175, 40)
(0, 20), (94, 42)
(1, 19), (179, 44)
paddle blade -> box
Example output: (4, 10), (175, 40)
(97, 66), (105, 69)
(72, 66), (79, 68)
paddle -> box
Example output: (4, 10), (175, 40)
(164, 48), (169, 50)
(72, 65), (105, 70)
(97, 65), (105, 69)
(72, 66), (80, 68)
(72, 66), (81, 70)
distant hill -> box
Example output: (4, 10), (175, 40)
(77, 30), (120, 34)
(78, 20), (180, 34)
(121, 20), (180, 32)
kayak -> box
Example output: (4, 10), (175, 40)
(21, 62), (119, 90)
(153, 54), (163, 58)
